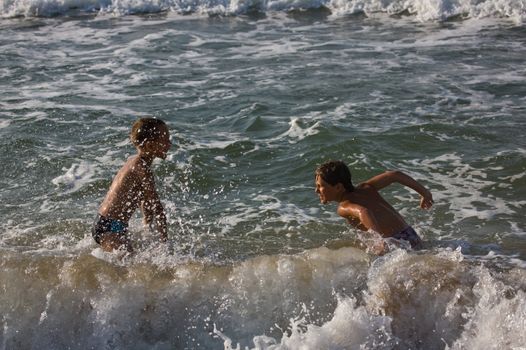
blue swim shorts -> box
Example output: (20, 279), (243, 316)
(391, 226), (423, 249)
(91, 214), (129, 246)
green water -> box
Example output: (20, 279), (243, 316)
(0, 12), (525, 349)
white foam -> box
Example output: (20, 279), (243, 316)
(181, 133), (249, 151)
(327, 0), (525, 23)
(1, 0), (523, 22)
(253, 194), (320, 225)
(51, 161), (99, 193)
(2, 242), (525, 349)
(215, 248), (526, 350)
(448, 268), (526, 349)
(216, 202), (261, 235)
(404, 153), (521, 224)
(279, 118), (321, 144)
(0, 119), (11, 129)
(215, 296), (395, 349)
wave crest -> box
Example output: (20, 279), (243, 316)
(1, 0), (524, 22)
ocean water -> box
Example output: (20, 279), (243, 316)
(1, 0), (525, 348)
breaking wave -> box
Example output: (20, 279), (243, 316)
(1, 0), (525, 22)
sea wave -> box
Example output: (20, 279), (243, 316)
(1, 0), (525, 22)
(2, 243), (524, 349)
(215, 248), (526, 350)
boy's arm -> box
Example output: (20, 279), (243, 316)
(363, 171), (434, 209)
(337, 203), (382, 232)
(141, 170), (168, 242)
(141, 199), (168, 242)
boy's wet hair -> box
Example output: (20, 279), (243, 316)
(130, 117), (167, 147)
(315, 160), (355, 192)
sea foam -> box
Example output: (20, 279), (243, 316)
(214, 248), (526, 350)
(1, 0), (524, 22)
(51, 161), (99, 194)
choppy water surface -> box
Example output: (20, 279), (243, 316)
(1, 1), (525, 349)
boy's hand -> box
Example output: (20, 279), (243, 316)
(420, 189), (434, 209)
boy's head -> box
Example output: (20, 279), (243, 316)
(315, 160), (355, 200)
(130, 118), (171, 159)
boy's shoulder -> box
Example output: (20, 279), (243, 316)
(355, 182), (376, 192)
(120, 155), (151, 176)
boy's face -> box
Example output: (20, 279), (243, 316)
(315, 175), (342, 204)
(146, 125), (172, 159)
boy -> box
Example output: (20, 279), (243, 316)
(315, 160), (433, 253)
(92, 117), (172, 253)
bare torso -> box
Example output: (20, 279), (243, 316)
(338, 183), (408, 237)
(98, 155), (153, 222)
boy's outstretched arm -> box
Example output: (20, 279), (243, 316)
(364, 170), (434, 209)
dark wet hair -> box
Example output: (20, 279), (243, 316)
(130, 118), (167, 147)
(315, 160), (355, 192)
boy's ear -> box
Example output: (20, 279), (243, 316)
(335, 183), (345, 191)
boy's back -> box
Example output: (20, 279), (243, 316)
(99, 155), (155, 223)
(338, 183), (408, 237)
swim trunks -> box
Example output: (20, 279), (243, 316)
(391, 226), (422, 249)
(91, 214), (129, 246)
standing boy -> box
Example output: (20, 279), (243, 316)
(315, 160), (433, 253)
(92, 117), (172, 253)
